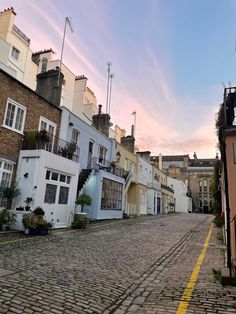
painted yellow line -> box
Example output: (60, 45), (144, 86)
(176, 224), (213, 314)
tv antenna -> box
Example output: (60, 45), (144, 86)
(105, 62), (112, 114)
(58, 17), (74, 86)
(108, 73), (114, 115)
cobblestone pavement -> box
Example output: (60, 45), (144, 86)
(0, 214), (236, 314)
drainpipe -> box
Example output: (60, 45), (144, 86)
(222, 138), (232, 277)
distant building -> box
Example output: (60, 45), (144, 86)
(150, 152), (216, 213)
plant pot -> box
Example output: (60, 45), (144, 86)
(25, 228), (49, 236)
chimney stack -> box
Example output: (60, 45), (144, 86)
(92, 104), (110, 137)
(36, 68), (64, 106)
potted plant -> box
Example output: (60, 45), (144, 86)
(24, 197), (33, 211)
(22, 207), (52, 235)
(71, 212), (88, 229)
(0, 208), (16, 231)
(2, 184), (21, 209)
(75, 194), (92, 213)
(67, 142), (77, 159)
(23, 131), (37, 149)
(58, 142), (76, 159)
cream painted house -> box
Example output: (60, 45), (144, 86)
(0, 7), (38, 89)
(115, 143), (138, 216)
(34, 49), (98, 122)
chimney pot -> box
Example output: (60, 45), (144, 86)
(98, 104), (102, 115)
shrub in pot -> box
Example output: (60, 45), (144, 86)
(72, 213), (88, 229)
(22, 207), (52, 235)
(0, 209), (16, 231)
(75, 194), (92, 213)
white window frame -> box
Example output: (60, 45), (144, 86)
(0, 159), (14, 208)
(98, 145), (107, 165)
(3, 98), (26, 134)
(71, 128), (79, 144)
(38, 116), (56, 134)
(44, 170), (71, 205)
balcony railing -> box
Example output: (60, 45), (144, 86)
(161, 184), (174, 193)
(22, 131), (79, 162)
(90, 157), (128, 179)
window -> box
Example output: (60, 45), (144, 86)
(3, 99), (26, 133)
(71, 129), (79, 144)
(101, 178), (123, 210)
(44, 184), (57, 204)
(11, 47), (19, 60)
(44, 170), (71, 205)
(51, 172), (59, 181)
(98, 146), (107, 164)
(199, 180), (202, 192)
(58, 187), (69, 204)
(39, 116), (56, 152)
(0, 160), (14, 207)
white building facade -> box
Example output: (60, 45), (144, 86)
(167, 177), (192, 213)
(0, 8), (38, 89)
(59, 107), (125, 220)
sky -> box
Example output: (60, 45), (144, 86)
(2, 0), (236, 158)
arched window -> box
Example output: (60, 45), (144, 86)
(199, 180), (202, 192)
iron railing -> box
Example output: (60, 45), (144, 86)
(90, 157), (129, 179)
(22, 131), (79, 162)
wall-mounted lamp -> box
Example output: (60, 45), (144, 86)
(24, 173), (29, 178)
(116, 151), (121, 162)
(69, 122), (74, 127)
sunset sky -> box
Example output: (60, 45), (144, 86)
(2, 0), (236, 158)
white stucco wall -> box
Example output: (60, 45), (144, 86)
(137, 156), (152, 187)
(12, 149), (80, 230)
(83, 170), (124, 220)
(60, 107), (116, 169)
(5, 29), (37, 89)
(167, 177), (191, 213)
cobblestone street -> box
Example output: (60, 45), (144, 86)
(0, 214), (236, 314)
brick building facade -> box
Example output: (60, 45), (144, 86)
(0, 68), (61, 203)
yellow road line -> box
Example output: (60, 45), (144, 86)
(176, 224), (213, 314)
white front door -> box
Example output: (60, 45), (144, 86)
(43, 170), (72, 228)
(140, 190), (147, 215)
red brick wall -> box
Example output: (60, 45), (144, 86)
(0, 70), (61, 163)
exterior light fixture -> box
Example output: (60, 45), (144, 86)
(116, 151), (121, 162)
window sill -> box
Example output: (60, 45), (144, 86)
(1, 125), (24, 135)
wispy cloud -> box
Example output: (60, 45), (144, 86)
(1, 0), (220, 158)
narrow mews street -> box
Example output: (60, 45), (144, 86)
(0, 214), (236, 314)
